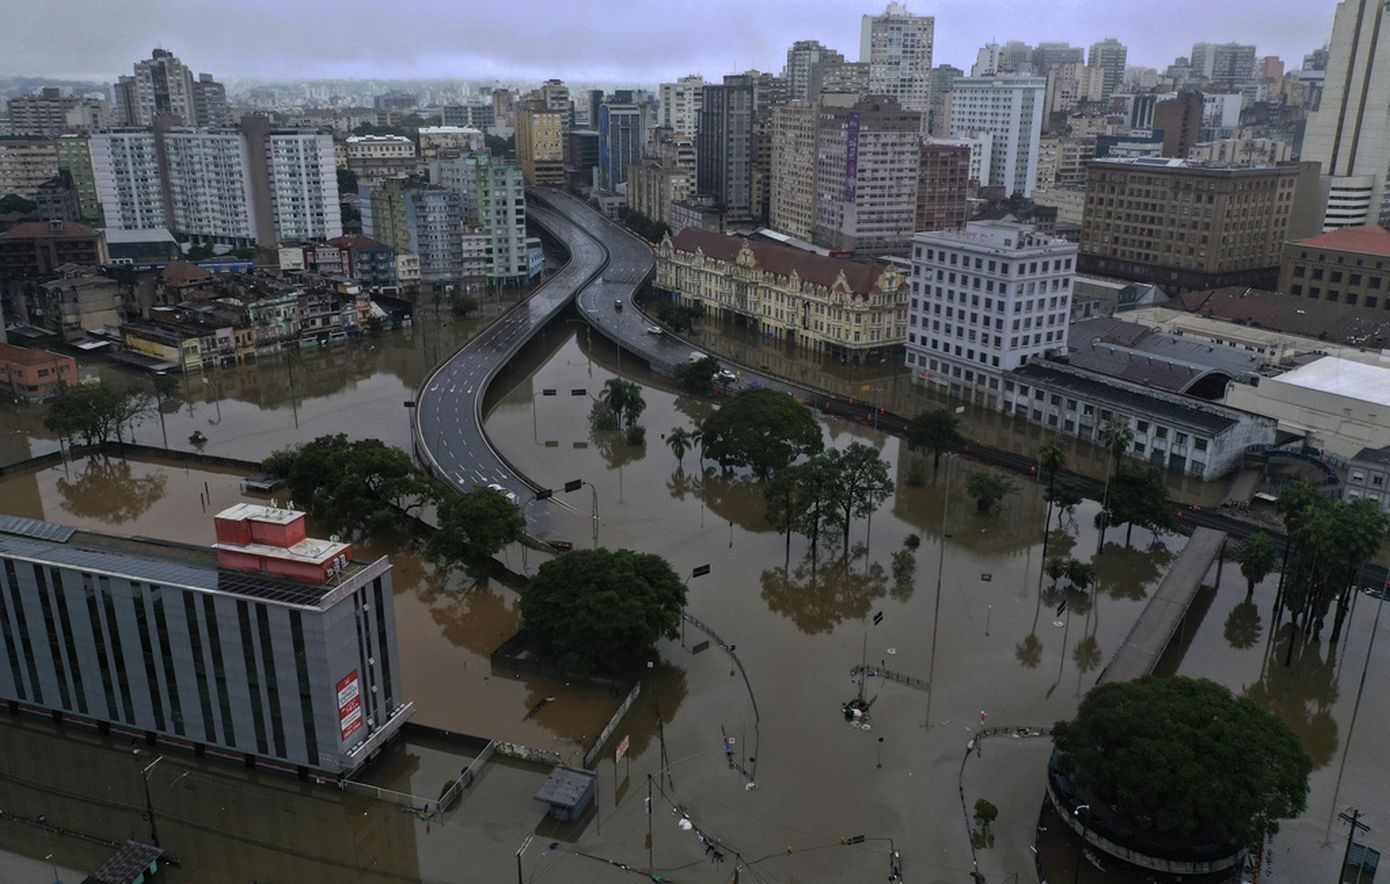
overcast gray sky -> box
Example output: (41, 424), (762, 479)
(0, 0), (1338, 84)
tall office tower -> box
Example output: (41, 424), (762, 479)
(128, 49), (197, 125)
(697, 78), (756, 220)
(782, 40), (848, 103)
(1001, 41), (1035, 74)
(659, 75), (705, 138)
(812, 95), (922, 255)
(1031, 43), (1084, 76)
(246, 124), (342, 243)
(1302, 0), (1390, 228)
(598, 102), (644, 190)
(949, 75), (1046, 197)
(192, 74), (230, 127)
(927, 64), (963, 136)
(466, 153), (529, 284)
(916, 141), (971, 232)
(515, 102), (566, 185)
(1153, 91), (1205, 157)
(1191, 42), (1258, 92)
(113, 76), (139, 126)
(973, 43), (1006, 77)
(160, 127), (257, 247)
(537, 79), (573, 164)
(769, 102), (820, 240)
(1304, 46), (1330, 71)
(861, 3), (935, 117)
(1087, 37), (1128, 101)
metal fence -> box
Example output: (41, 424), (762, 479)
(850, 664), (930, 693)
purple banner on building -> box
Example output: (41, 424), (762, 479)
(844, 111), (860, 204)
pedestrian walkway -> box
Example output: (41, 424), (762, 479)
(1097, 526), (1227, 683)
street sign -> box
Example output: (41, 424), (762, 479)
(872, 611), (884, 625)
(615, 734), (630, 763)
(571, 389), (586, 397)
(1056, 600), (1068, 616)
(534, 489), (553, 500)
(564, 479), (583, 493)
(402, 400), (416, 408)
(692, 564), (711, 578)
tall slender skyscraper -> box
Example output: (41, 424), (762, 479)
(1087, 38), (1128, 102)
(860, 3), (934, 117)
(1302, 0), (1390, 229)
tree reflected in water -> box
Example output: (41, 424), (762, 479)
(56, 457), (167, 523)
(1223, 600), (1263, 650)
(1094, 540), (1174, 601)
(761, 545), (888, 634)
(1243, 624), (1340, 768)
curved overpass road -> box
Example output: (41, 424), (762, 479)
(413, 203), (606, 533)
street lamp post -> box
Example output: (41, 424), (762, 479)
(1072, 804), (1091, 884)
(138, 755), (163, 847)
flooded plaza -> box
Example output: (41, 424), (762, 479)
(0, 317), (1386, 882)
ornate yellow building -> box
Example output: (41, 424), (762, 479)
(657, 227), (908, 360)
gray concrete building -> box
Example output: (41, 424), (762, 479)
(0, 505), (412, 778)
(812, 95), (922, 255)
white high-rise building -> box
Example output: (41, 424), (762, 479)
(89, 131), (166, 230)
(263, 131), (341, 241)
(659, 76), (705, 139)
(861, 3), (935, 116)
(906, 220), (1077, 399)
(949, 76), (1045, 197)
(161, 129), (256, 245)
(1302, 0), (1390, 229)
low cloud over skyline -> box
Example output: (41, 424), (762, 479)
(2, 0), (1337, 85)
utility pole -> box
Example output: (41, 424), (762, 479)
(1338, 807), (1370, 884)
(139, 756), (163, 847)
(646, 774), (654, 874)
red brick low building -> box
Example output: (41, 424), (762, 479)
(0, 341), (77, 402)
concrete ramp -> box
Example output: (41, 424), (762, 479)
(1098, 527), (1227, 683)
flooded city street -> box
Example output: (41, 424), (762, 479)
(0, 319), (1386, 882)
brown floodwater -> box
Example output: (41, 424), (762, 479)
(2, 314), (1387, 883)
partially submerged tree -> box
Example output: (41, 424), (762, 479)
(823, 443), (894, 552)
(699, 388), (823, 478)
(1053, 677), (1311, 846)
(965, 470), (1018, 514)
(427, 486), (525, 578)
(1235, 532), (1277, 600)
(906, 408), (964, 475)
(1097, 461), (1176, 546)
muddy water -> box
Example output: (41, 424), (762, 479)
(481, 328), (1390, 883)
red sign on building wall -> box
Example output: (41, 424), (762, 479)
(337, 671), (363, 741)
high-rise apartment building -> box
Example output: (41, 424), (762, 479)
(516, 102), (566, 186)
(362, 179), (462, 282)
(769, 102), (820, 240)
(598, 102), (644, 190)
(782, 41), (848, 103)
(55, 135), (102, 224)
(917, 141), (970, 232)
(192, 74), (230, 127)
(861, 3), (935, 117)
(1087, 38), (1128, 101)
(0, 137), (61, 200)
(0, 506), (412, 778)
(344, 135), (419, 188)
(1153, 91), (1205, 158)
(1031, 43), (1085, 76)
(248, 125), (342, 243)
(1302, 0), (1390, 229)
(659, 76), (705, 139)
(89, 131), (166, 230)
(813, 95), (922, 255)
(122, 49), (198, 126)
(949, 75), (1045, 197)
(1190, 42), (1258, 92)
(927, 64), (963, 137)
(160, 128), (257, 246)
(1080, 157), (1319, 291)
(906, 220), (1077, 400)
(4, 88), (110, 137)
(697, 79), (756, 220)
(468, 153), (529, 284)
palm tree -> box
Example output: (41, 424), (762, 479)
(1235, 532), (1277, 600)
(666, 426), (695, 470)
(598, 378), (643, 428)
(1045, 555), (1068, 590)
(1096, 418), (1135, 553)
(1037, 436), (1068, 563)
(1065, 558), (1096, 593)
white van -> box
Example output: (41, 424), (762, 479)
(688, 351), (707, 363)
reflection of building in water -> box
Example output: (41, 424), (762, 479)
(0, 716), (422, 880)
(0, 503), (412, 779)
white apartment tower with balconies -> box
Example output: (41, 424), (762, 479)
(906, 220), (1076, 400)
(949, 76), (1045, 197)
(860, 4), (935, 117)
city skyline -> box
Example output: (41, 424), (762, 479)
(2, 0), (1338, 85)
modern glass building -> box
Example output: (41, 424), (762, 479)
(0, 505), (412, 779)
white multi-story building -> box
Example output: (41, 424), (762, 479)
(906, 220), (1077, 401)
(949, 76), (1045, 197)
(468, 154), (528, 284)
(659, 76), (705, 139)
(263, 131), (341, 241)
(1302, 0), (1390, 229)
(161, 128), (256, 246)
(89, 130), (166, 230)
(861, 3), (935, 119)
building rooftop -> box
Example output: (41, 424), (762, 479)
(326, 235), (390, 250)
(102, 227), (178, 245)
(0, 220), (100, 240)
(0, 341), (70, 366)
(1065, 315), (1260, 394)
(1350, 445), (1390, 468)
(668, 227), (903, 294)
(84, 840), (164, 884)
(1266, 355), (1390, 409)
(1293, 224), (1390, 257)
(1013, 361), (1243, 434)
(0, 514), (374, 609)
(1089, 156), (1290, 172)
(1176, 286), (1390, 349)
(914, 220), (1075, 255)
(161, 260), (214, 287)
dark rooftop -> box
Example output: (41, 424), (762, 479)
(83, 840), (163, 884)
(1350, 445), (1390, 468)
(1013, 361), (1244, 434)
(1175, 287), (1390, 349)
(1065, 315), (1260, 394)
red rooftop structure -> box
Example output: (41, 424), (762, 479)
(213, 503), (351, 583)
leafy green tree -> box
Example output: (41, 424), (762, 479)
(675, 356), (720, 392)
(427, 486), (525, 578)
(655, 299), (701, 332)
(1053, 677), (1311, 845)
(665, 426), (697, 469)
(44, 383), (152, 447)
(450, 295), (479, 317)
(624, 424), (646, 446)
(588, 400), (619, 431)
(599, 378), (645, 429)
(973, 799), (999, 833)
(1046, 475), (1084, 522)
(791, 456), (840, 556)
(1098, 461), (1175, 546)
(263, 434), (436, 538)
(1235, 532), (1277, 599)
(520, 548), (686, 674)
(822, 443), (894, 551)
(1096, 418), (1135, 550)
(699, 388), (823, 478)
(906, 408), (964, 475)
(336, 167), (359, 197)
(965, 470), (1018, 514)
